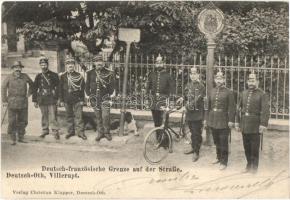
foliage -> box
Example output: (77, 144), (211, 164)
(218, 7), (289, 57)
(2, 1), (289, 59)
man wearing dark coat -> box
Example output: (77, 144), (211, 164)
(32, 56), (60, 139)
(235, 71), (270, 174)
(85, 54), (115, 142)
(146, 54), (175, 148)
(178, 67), (206, 162)
(1, 61), (34, 145)
(205, 70), (235, 170)
(59, 57), (87, 140)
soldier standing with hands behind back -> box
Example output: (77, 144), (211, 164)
(235, 71), (270, 174)
(1, 61), (34, 145)
(32, 56), (60, 139)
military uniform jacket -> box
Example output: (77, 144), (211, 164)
(184, 81), (205, 121)
(59, 71), (85, 104)
(207, 86), (236, 129)
(85, 68), (115, 106)
(146, 70), (175, 110)
(32, 70), (59, 105)
(1, 72), (33, 109)
(236, 88), (270, 134)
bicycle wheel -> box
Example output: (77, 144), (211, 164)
(143, 127), (172, 165)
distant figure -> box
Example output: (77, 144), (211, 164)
(1, 61), (33, 145)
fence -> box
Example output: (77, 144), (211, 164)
(74, 52), (289, 119)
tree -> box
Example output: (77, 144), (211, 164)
(2, 1), (288, 60)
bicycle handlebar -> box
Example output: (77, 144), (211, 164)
(160, 106), (185, 114)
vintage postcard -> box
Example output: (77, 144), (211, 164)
(1, 1), (289, 199)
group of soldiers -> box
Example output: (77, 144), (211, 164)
(147, 54), (270, 174)
(2, 54), (115, 145)
(2, 53), (270, 174)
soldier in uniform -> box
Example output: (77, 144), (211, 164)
(177, 67), (206, 162)
(85, 55), (115, 142)
(32, 56), (60, 139)
(205, 70), (235, 170)
(59, 57), (87, 140)
(235, 71), (270, 174)
(146, 54), (175, 147)
(1, 61), (34, 145)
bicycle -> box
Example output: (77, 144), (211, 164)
(143, 106), (191, 165)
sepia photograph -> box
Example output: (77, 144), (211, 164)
(1, 1), (289, 199)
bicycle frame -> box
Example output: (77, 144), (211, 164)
(161, 109), (186, 140)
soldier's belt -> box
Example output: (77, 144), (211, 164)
(212, 108), (224, 112)
(242, 112), (260, 116)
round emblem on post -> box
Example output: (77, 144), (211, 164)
(198, 7), (224, 39)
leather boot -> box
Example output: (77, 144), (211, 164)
(95, 131), (104, 142)
(52, 130), (60, 140)
(40, 132), (49, 138)
(78, 134), (87, 140)
(65, 133), (75, 139)
(11, 134), (16, 145)
(192, 153), (199, 162)
(104, 133), (112, 141)
(18, 135), (27, 143)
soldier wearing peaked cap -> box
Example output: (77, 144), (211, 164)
(177, 67), (206, 162)
(205, 69), (236, 170)
(235, 71), (270, 174)
(32, 56), (60, 139)
(146, 54), (176, 149)
(85, 54), (116, 142)
(1, 61), (34, 145)
(59, 57), (87, 140)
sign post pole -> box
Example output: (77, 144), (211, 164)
(118, 28), (140, 136)
(119, 41), (132, 136)
(197, 3), (224, 145)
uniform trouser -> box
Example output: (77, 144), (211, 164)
(151, 110), (164, 127)
(151, 110), (169, 145)
(39, 104), (59, 134)
(65, 102), (84, 135)
(8, 107), (28, 141)
(242, 133), (260, 170)
(211, 128), (230, 165)
(94, 106), (110, 134)
(188, 120), (203, 155)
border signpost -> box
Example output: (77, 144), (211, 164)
(118, 28), (140, 136)
(198, 3), (224, 145)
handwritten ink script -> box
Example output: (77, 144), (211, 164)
(95, 169), (289, 198)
